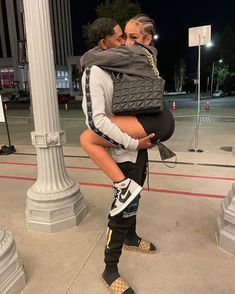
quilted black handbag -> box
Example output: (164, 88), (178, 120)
(112, 48), (164, 116)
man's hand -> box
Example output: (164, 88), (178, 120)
(138, 133), (156, 149)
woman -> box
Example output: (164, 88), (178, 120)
(80, 14), (175, 217)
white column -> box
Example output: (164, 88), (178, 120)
(23, 0), (87, 232)
(67, 0), (74, 56)
(51, 0), (61, 65)
(217, 146), (235, 255)
(0, 227), (26, 293)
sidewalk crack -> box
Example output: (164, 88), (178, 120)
(65, 229), (105, 293)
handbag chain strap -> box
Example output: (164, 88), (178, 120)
(143, 48), (160, 78)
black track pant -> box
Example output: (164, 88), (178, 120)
(104, 149), (148, 271)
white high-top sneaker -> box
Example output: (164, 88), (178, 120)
(110, 178), (142, 217)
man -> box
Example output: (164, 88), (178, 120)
(80, 18), (156, 294)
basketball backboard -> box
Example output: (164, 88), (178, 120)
(189, 25), (211, 47)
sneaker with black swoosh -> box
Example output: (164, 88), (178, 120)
(110, 178), (142, 217)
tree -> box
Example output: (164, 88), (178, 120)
(218, 26), (235, 72)
(96, 0), (141, 29)
(200, 26), (235, 93)
(214, 64), (230, 91)
(174, 59), (186, 92)
(82, 22), (92, 49)
(82, 0), (141, 49)
(71, 65), (83, 93)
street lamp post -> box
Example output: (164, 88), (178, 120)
(210, 62), (215, 97)
(0, 227), (26, 292)
(210, 59), (223, 97)
(206, 76), (210, 94)
(23, 0), (87, 232)
(217, 146), (235, 255)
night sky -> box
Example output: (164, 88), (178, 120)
(70, 0), (235, 83)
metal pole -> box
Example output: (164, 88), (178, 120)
(194, 34), (201, 151)
(3, 102), (12, 147)
(210, 62), (215, 97)
(206, 76), (210, 94)
(0, 98), (16, 154)
(189, 34), (203, 153)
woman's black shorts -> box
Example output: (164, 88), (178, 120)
(137, 101), (175, 143)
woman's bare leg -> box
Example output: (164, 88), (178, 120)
(80, 129), (125, 182)
(80, 116), (148, 183)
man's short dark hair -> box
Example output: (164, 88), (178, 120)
(88, 17), (118, 46)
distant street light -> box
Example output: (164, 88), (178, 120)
(206, 42), (213, 47)
(210, 59), (223, 97)
(153, 34), (159, 40)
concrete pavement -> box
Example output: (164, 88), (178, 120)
(1, 104), (235, 153)
(0, 106), (235, 293)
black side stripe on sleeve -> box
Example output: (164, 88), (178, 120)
(85, 66), (125, 149)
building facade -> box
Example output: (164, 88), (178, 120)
(0, 0), (73, 90)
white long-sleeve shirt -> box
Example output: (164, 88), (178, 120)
(82, 65), (139, 163)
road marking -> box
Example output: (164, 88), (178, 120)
(0, 161), (235, 181)
(0, 175), (225, 199)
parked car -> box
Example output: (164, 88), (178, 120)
(57, 93), (75, 104)
(1, 96), (11, 103)
(15, 90), (30, 103)
(212, 90), (226, 97)
(58, 94), (71, 104)
(15, 95), (30, 103)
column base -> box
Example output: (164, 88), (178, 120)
(217, 217), (235, 255)
(0, 228), (26, 293)
(25, 190), (88, 233)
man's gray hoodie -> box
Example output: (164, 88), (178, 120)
(80, 44), (158, 78)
